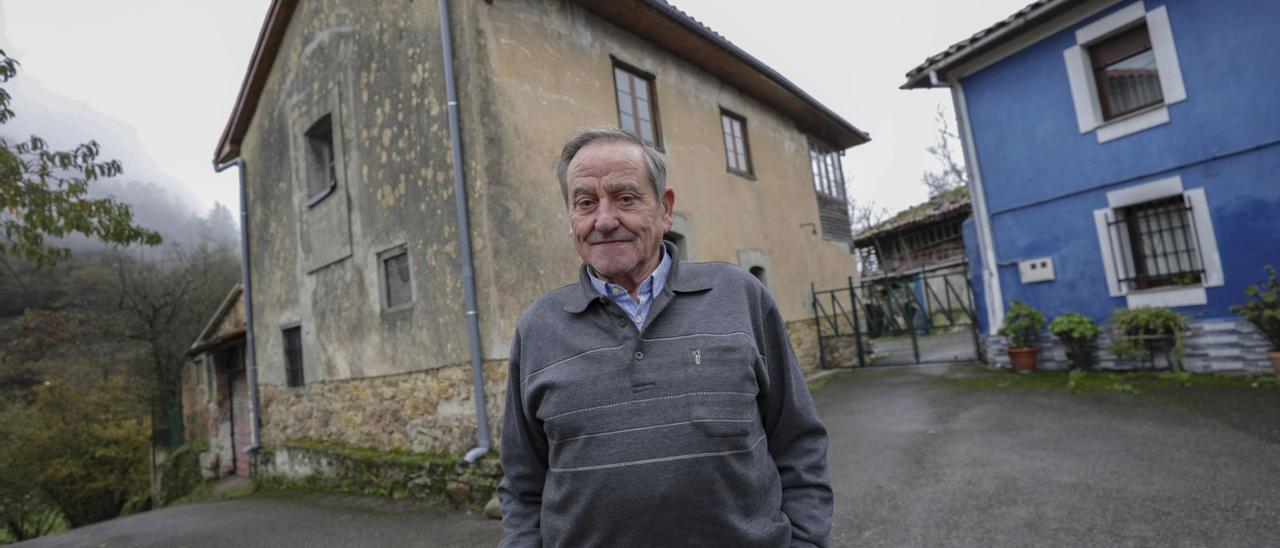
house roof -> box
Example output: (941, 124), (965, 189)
(902, 0), (1082, 89)
(214, 0), (870, 165)
(853, 187), (971, 246)
(188, 285), (245, 356)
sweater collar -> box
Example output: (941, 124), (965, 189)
(564, 240), (711, 313)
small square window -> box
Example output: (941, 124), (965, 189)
(283, 326), (304, 388)
(1088, 23), (1163, 121)
(381, 247), (412, 310)
(720, 110), (753, 177)
(613, 62), (662, 148)
(305, 114), (338, 206)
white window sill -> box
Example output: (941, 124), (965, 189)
(1124, 284), (1206, 309)
(1096, 104), (1170, 143)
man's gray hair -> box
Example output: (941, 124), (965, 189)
(555, 127), (668, 205)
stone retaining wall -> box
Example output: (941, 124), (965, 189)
(258, 360), (507, 456)
(252, 443), (502, 509)
(983, 318), (1273, 373)
(787, 317), (860, 374)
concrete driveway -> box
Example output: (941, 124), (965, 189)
(21, 364), (1280, 547)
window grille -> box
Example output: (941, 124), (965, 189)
(283, 326), (305, 388)
(1106, 195), (1204, 292)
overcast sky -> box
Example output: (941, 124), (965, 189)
(0, 0), (1029, 219)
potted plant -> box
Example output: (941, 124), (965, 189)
(1230, 265), (1280, 377)
(1108, 307), (1188, 371)
(998, 301), (1045, 372)
(1049, 313), (1103, 371)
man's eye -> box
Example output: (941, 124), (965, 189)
(574, 199), (596, 210)
(618, 195), (637, 205)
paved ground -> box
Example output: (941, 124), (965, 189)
(871, 329), (978, 365)
(20, 364), (1280, 547)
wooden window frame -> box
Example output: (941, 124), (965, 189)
(720, 108), (754, 178)
(1087, 22), (1162, 121)
(611, 58), (663, 150)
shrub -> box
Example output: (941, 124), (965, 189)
(1230, 265), (1280, 350)
(998, 301), (1044, 348)
(1108, 307), (1188, 366)
(1049, 313), (1103, 370)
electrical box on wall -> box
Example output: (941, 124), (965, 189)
(1019, 257), (1055, 283)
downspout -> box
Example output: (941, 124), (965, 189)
(213, 157), (262, 454)
(439, 0), (492, 464)
(933, 70), (1005, 334)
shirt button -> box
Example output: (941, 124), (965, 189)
(633, 315), (642, 324)
(634, 351), (644, 360)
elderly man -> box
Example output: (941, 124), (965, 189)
(498, 128), (832, 547)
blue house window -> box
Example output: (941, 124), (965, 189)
(1089, 23), (1163, 121)
(1108, 195), (1203, 291)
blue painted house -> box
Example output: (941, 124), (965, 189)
(905, 0), (1280, 371)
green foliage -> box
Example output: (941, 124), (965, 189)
(0, 376), (150, 529)
(998, 301), (1044, 348)
(1108, 307), (1189, 362)
(0, 50), (160, 270)
(1049, 313), (1103, 340)
(1230, 265), (1280, 350)
(154, 442), (208, 507)
(1050, 313), (1104, 371)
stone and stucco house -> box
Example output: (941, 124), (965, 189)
(906, 0), (1279, 371)
(189, 0), (869, 496)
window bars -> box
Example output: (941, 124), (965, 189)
(1106, 194), (1205, 292)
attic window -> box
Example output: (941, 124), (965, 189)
(305, 114), (338, 206)
(1089, 23), (1163, 121)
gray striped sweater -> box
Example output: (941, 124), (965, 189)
(498, 248), (832, 547)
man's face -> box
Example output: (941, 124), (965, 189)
(566, 140), (674, 291)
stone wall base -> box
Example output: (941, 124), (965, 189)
(787, 317), (860, 375)
(982, 317), (1273, 373)
(258, 360), (508, 456)
(252, 443), (501, 509)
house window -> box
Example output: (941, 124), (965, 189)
(1063, 3), (1186, 143)
(283, 326), (304, 388)
(809, 142), (846, 199)
(380, 246), (412, 311)
(721, 110), (752, 176)
(1089, 23), (1162, 121)
(1092, 176), (1223, 308)
(613, 62), (661, 148)
(749, 266), (767, 286)
(305, 114), (338, 206)
(809, 141), (853, 242)
(1109, 195), (1202, 291)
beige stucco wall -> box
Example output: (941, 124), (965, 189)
(235, 0), (860, 388)
(460, 1), (859, 356)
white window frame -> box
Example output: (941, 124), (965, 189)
(1063, 2), (1186, 143)
(1092, 175), (1222, 309)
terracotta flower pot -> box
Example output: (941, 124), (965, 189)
(1007, 347), (1039, 373)
(1268, 350), (1280, 378)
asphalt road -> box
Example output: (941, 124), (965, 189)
(20, 364), (1280, 547)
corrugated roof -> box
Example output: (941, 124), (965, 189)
(902, 0), (1082, 89)
(853, 188), (971, 245)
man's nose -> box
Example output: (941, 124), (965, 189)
(594, 201), (621, 233)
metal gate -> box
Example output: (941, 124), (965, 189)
(811, 272), (981, 368)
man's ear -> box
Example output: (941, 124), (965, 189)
(660, 187), (675, 230)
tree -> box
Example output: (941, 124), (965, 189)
(920, 104), (969, 199)
(0, 50), (160, 273)
(849, 199), (889, 236)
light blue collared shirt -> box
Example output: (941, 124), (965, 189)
(587, 248), (672, 329)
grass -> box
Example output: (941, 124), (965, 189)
(943, 367), (1279, 395)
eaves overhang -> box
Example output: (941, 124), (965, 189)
(214, 0), (869, 165)
(902, 0), (1082, 90)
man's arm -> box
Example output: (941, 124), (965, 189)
(759, 299), (833, 547)
(497, 329), (548, 548)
